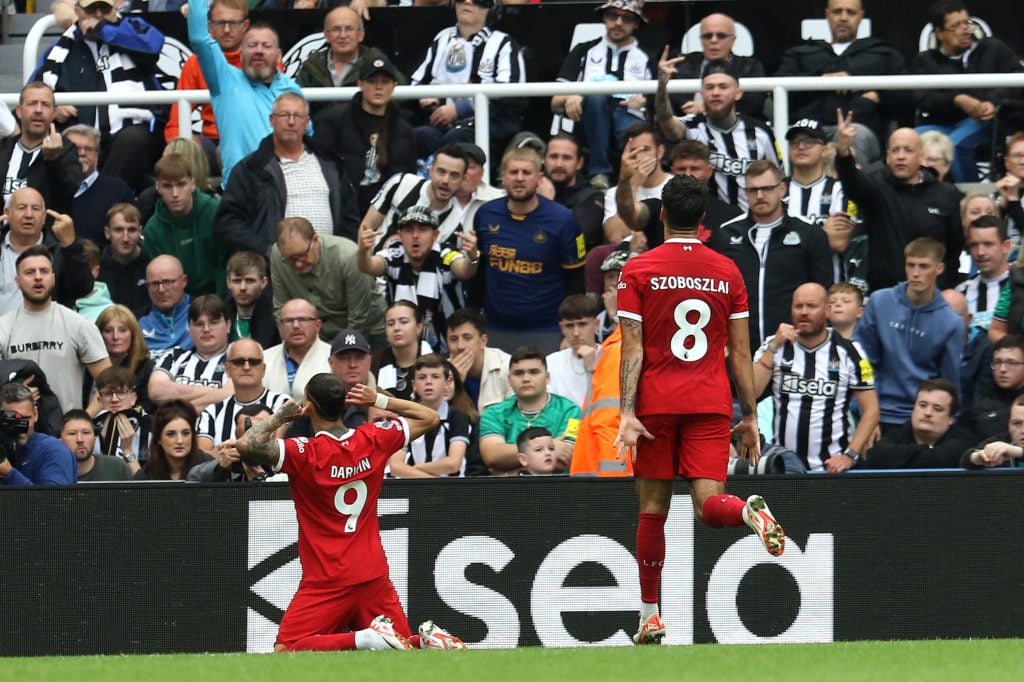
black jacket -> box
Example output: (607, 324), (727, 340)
(866, 420), (975, 469)
(963, 382), (1024, 443)
(226, 294), (280, 350)
(312, 94), (417, 216)
(668, 52), (767, 120)
(835, 154), (964, 292)
(912, 38), (1024, 126)
(776, 37), (912, 135)
(708, 214), (833, 351)
(0, 227), (94, 309)
(0, 137), (82, 216)
(554, 180), (605, 252)
(214, 134), (360, 257)
(97, 245), (151, 320)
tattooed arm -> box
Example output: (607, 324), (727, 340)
(236, 401), (303, 468)
(614, 317), (653, 459)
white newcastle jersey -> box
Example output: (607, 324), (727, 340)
(755, 330), (874, 470)
(682, 113), (782, 210)
(197, 389), (290, 446)
(955, 270), (1010, 329)
(411, 25), (525, 89)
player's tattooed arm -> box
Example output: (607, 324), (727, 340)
(618, 317), (644, 415)
(237, 401), (303, 467)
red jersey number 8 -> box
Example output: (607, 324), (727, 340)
(671, 299), (711, 362)
(334, 479), (368, 533)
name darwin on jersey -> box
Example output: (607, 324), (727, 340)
(650, 276), (730, 293)
(331, 457), (371, 479)
(781, 373), (838, 397)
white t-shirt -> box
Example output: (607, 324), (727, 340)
(0, 303), (108, 411)
(545, 347), (590, 409)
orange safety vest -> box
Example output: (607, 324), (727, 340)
(570, 326), (632, 477)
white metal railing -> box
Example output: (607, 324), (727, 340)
(7, 12), (1024, 175)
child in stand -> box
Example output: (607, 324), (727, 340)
(827, 282), (865, 339)
(516, 426), (558, 476)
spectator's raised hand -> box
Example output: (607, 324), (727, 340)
(42, 124), (63, 161)
(657, 45), (685, 84)
(834, 108), (857, 156)
(46, 209), (76, 247)
(357, 222), (382, 252)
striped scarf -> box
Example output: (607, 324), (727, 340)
(38, 25), (156, 134)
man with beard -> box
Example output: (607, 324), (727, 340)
(65, 124), (134, 247)
(0, 187), (94, 316)
(167, 0), (251, 174)
(358, 144), (469, 250)
(552, 0), (651, 190)
(0, 82), (80, 217)
(709, 161), (833, 353)
(539, 134), (604, 252)
(0, 245), (110, 412)
(473, 147), (586, 354)
(752, 283), (879, 474)
(60, 409), (131, 482)
(216, 92), (359, 258)
(187, 0), (304, 187)
(0, 382), (76, 486)
(655, 57), (781, 211)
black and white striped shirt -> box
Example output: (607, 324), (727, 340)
(556, 36), (652, 87)
(787, 174), (852, 281)
(154, 347), (228, 388)
(411, 25), (525, 95)
(682, 114), (782, 210)
(755, 330), (874, 470)
(956, 269), (1010, 329)
(197, 389), (290, 446)
(786, 175), (849, 226)
(371, 172), (460, 246)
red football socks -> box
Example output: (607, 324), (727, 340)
(701, 494), (746, 528)
(636, 512), (667, 604)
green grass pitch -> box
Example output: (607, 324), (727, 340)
(1, 640), (1021, 682)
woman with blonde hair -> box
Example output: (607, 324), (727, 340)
(91, 304), (156, 413)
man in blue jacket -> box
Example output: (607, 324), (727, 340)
(855, 238), (964, 437)
(0, 382), (76, 485)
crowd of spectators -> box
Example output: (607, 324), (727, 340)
(2, 0), (1024, 485)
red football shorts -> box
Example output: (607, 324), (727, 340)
(276, 575), (410, 649)
(632, 413), (731, 482)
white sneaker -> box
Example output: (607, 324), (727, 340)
(365, 615), (411, 650)
(632, 614), (666, 645)
(743, 494), (785, 557)
(418, 620), (467, 649)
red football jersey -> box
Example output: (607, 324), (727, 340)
(277, 418), (410, 587)
(617, 238), (749, 418)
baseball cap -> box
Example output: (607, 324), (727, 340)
(601, 248), (635, 272)
(595, 0), (648, 23)
(786, 119), (829, 144)
(456, 142), (487, 166)
(358, 57), (400, 82)
(701, 59), (741, 83)
(330, 330), (371, 355)
(396, 206), (439, 229)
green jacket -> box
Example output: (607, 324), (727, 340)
(143, 190), (227, 298)
(296, 44), (407, 117)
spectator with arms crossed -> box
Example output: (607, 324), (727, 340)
(615, 175), (785, 646)
(235, 374), (465, 651)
